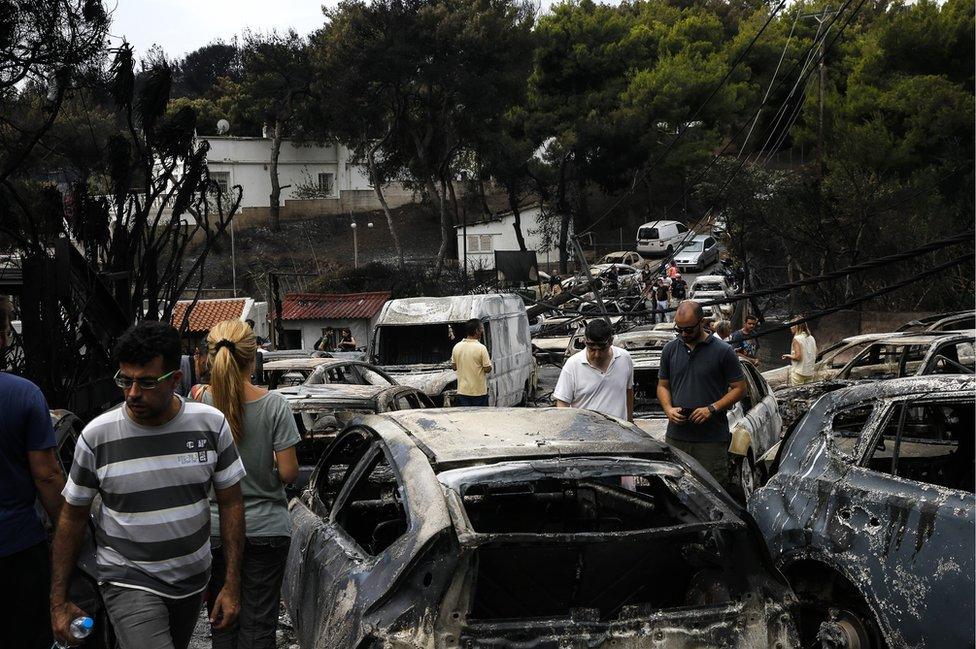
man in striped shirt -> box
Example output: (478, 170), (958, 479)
(50, 322), (246, 649)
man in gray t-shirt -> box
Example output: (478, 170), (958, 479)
(657, 301), (746, 490)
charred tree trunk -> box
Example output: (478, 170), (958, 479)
(508, 186), (527, 251)
(268, 119), (284, 231)
(366, 144), (403, 267)
(556, 153), (572, 274)
(432, 178), (454, 275)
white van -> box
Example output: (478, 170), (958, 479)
(636, 220), (689, 257)
(368, 294), (536, 406)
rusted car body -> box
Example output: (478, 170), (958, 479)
(762, 333), (897, 391)
(750, 376), (975, 648)
(283, 408), (799, 648)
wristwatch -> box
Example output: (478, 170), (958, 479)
(707, 404), (717, 414)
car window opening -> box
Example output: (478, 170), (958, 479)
(335, 452), (407, 555)
(632, 368), (663, 418)
(638, 227), (659, 240)
(866, 400), (974, 493)
(374, 323), (467, 366)
(461, 475), (743, 621)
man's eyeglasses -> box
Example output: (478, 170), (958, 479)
(114, 369), (177, 390)
(584, 339), (611, 350)
(673, 319), (703, 334)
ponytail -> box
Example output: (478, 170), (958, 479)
(206, 319), (258, 443)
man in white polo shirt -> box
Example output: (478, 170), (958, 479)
(554, 319), (634, 421)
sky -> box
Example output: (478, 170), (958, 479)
(108, 0), (333, 58)
(109, 0), (560, 59)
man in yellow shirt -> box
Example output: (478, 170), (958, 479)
(451, 318), (493, 406)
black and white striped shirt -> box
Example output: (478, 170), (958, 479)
(63, 398), (245, 598)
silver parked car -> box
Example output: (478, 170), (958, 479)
(674, 234), (720, 273)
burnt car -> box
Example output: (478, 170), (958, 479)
(773, 331), (975, 432)
(284, 383), (433, 497)
(530, 314), (583, 365)
(762, 333), (898, 391)
(896, 309), (975, 333)
(750, 375), (975, 648)
(276, 358), (397, 396)
(283, 408), (800, 648)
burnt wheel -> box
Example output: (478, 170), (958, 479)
(734, 451), (759, 502)
(790, 569), (886, 649)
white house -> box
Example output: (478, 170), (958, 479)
(454, 204), (566, 271)
(199, 136), (373, 209)
(276, 291), (391, 350)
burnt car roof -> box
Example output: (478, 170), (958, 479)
(861, 331), (974, 346)
(374, 407), (667, 466)
(818, 374), (975, 411)
(281, 383), (393, 401)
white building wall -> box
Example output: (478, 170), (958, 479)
(455, 206), (563, 271)
(201, 137), (372, 209)
(284, 318), (376, 351)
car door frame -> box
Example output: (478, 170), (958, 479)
(285, 422), (452, 647)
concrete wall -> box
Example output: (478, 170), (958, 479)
(455, 206), (563, 271)
(229, 186), (417, 229)
(202, 137), (377, 209)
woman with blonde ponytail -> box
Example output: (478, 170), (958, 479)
(195, 319), (300, 649)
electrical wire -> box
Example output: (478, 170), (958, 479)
(574, 0), (790, 238)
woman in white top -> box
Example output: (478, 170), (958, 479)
(782, 321), (818, 385)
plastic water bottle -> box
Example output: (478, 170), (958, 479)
(52, 616), (94, 648)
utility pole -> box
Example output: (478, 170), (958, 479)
(801, 6), (835, 180)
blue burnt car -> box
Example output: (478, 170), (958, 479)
(750, 375), (975, 649)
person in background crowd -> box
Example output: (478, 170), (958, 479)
(246, 320), (270, 349)
(313, 327), (334, 352)
(667, 261), (679, 280)
(657, 301), (746, 490)
(555, 319), (634, 422)
(546, 274), (562, 298)
(670, 274), (687, 303)
(730, 315), (761, 366)
(713, 320), (733, 342)
(783, 320), (818, 385)
(655, 280), (671, 323)
(52, 322), (245, 649)
(338, 328), (357, 351)
(451, 319), (493, 406)
(0, 297), (64, 649)
(196, 319), (300, 649)
(606, 265), (620, 292)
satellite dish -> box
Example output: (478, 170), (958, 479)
(217, 119), (230, 135)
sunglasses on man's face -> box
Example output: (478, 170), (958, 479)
(584, 339), (611, 350)
(673, 319), (703, 334)
(114, 369), (177, 390)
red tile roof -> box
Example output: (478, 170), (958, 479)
(280, 291), (390, 321)
(171, 299), (248, 333)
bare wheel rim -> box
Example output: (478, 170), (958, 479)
(816, 608), (873, 649)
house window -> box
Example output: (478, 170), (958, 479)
(210, 171), (230, 195)
(466, 234), (494, 253)
(318, 172), (335, 196)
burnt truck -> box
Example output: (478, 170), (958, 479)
(367, 294), (536, 406)
(282, 407), (800, 648)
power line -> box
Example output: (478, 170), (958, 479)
(574, 0), (790, 238)
(578, 0), (866, 274)
(533, 231), (973, 317)
(740, 252), (975, 342)
(630, 0), (870, 274)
